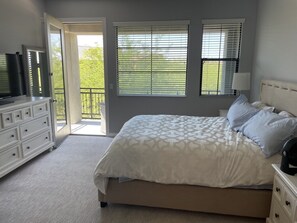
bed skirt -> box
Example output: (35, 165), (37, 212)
(98, 178), (272, 218)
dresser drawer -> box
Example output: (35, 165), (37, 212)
(20, 116), (50, 139)
(33, 102), (48, 117)
(273, 175), (283, 203)
(13, 110), (22, 123)
(282, 185), (295, 219)
(22, 131), (51, 157)
(0, 145), (21, 170)
(0, 127), (19, 151)
(269, 198), (291, 223)
(1, 106), (32, 128)
(1, 112), (14, 128)
(22, 107), (32, 120)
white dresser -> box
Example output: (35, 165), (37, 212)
(267, 164), (297, 223)
(0, 97), (54, 178)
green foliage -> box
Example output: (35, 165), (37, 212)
(50, 34), (66, 120)
(116, 33), (187, 96)
(79, 47), (104, 88)
(117, 49), (186, 95)
(52, 43), (105, 120)
(201, 61), (222, 95)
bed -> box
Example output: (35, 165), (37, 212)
(94, 80), (297, 218)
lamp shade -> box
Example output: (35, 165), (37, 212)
(232, 72), (251, 90)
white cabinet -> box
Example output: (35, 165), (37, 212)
(267, 164), (297, 223)
(0, 97), (54, 178)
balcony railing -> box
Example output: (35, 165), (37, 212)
(55, 87), (105, 120)
(54, 88), (66, 121)
(80, 88), (105, 119)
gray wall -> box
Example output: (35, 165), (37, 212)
(251, 0), (297, 101)
(45, 0), (258, 133)
(0, 0), (45, 53)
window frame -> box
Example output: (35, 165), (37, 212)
(199, 19), (245, 96)
(114, 21), (190, 97)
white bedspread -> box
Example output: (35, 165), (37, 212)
(94, 115), (281, 194)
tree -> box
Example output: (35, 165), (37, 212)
(79, 46), (104, 88)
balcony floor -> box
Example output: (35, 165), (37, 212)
(71, 119), (105, 136)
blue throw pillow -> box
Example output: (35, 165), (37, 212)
(239, 110), (297, 158)
(227, 95), (260, 131)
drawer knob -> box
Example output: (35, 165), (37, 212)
(11, 134), (14, 138)
(12, 153), (16, 156)
(27, 146), (30, 150)
(6, 117), (10, 121)
(276, 187), (280, 192)
(44, 121), (47, 124)
(26, 112), (29, 115)
(274, 213), (279, 218)
(39, 108), (42, 110)
(16, 115), (20, 117)
(286, 201), (291, 206)
(25, 129), (28, 132)
(45, 137), (48, 140)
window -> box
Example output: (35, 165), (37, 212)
(200, 19), (244, 95)
(115, 21), (189, 96)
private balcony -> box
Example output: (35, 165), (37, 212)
(56, 87), (106, 135)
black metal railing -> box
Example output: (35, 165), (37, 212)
(54, 87), (105, 120)
(201, 90), (222, 95)
(54, 88), (67, 121)
(80, 88), (105, 119)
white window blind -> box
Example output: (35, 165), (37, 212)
(0, 55), (10, 95)
(200, 21), (243, 95)
(116, 23), (189, 96)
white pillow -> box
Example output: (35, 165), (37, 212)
(278, 111), (295, 118)
(227, 95), (260, 131)
(239, 110), (297, 158)
(251, 101), (275, 112)
(251, 101), (264, 108)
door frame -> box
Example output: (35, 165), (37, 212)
(44, 13), (71, 146)
(58, 17), (110, 135)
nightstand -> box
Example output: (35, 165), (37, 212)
(219, 109), (228, 117)
(266, 164), (297, 223)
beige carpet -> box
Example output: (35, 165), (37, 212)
(0, 135), (265, 223)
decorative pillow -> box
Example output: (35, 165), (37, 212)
(239, 110), (297, 158)
(251, 101), (275, 112)
(251, 101), (264, 108)
(278, 110), (295, 118)
(227, 95), (260, 131)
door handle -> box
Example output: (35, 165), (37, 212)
(51, 99), (57, 103)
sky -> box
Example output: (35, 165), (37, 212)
(77, 35), (103, 47)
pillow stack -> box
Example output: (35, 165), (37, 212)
(251, 101), (275, 112)
(227, 95), (259, 131)
(227, 95), (297, 158)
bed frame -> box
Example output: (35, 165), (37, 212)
(98, 79), (297, 218)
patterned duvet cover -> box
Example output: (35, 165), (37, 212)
(94, 115), (281, 194)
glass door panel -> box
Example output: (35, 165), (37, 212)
(49, 25), (67, 131)
(45, 13), (70, 146)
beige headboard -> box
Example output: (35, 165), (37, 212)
(260, 80), (297, 116)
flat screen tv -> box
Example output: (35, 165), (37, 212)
(0, 53), (26, 100)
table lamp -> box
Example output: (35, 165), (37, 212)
(232, 72), (250, 95)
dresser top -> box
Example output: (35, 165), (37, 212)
(0, 97), (50, 111)
(272, 164), (297, 196)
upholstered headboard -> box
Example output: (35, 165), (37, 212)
(260, 80), (297, 116)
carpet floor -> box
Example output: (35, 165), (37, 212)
(0, 135), (265, 223)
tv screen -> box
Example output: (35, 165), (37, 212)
(0, 53), (26, 99)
